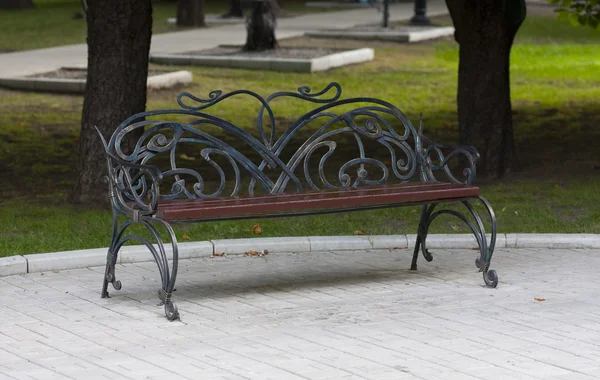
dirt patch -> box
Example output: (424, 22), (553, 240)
(181, 46), (344, 59)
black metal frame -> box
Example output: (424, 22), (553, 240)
(98, 82), (498, 321)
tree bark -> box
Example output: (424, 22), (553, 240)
(222, 0), (243, 18)
(177, 0), (205, 27)
(383, 0), (390, 27)
(446, 0), (525, 178)
(71, 0), (152, 205)
(244, 0), (278, 51)
(0, 0), (34, 9)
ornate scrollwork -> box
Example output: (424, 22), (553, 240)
(102, 83), (438, 213)
(418, 116), (480, 185)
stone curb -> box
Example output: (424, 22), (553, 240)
(149, 48), (374, 73)
(1, 234), (599, 277)
(0, 70), (192, 94)
(167, 16), (244, 25)
(305, 27), (455, 43)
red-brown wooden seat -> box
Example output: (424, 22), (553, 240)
(157, 182), (480, 222)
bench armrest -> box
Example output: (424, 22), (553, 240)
(420, 135), (479, 185)
(106, 151), (163, 217)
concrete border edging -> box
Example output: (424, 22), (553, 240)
(149, 48), (374, 73)
(305, 27), (455, 43)
(1, 234), (599, 277)
(0, 70), (193, 94)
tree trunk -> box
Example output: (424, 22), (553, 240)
(446, 0), (525, 178)
(177, 0), (205, 27)
(244, 0), (278, 51)
(71, 0), (152, 205)
(0, 0), (34, 9)
(382, 0), (389, 27)
(222, 0), (243, 18)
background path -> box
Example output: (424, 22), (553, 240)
(0, 0), (450, 78)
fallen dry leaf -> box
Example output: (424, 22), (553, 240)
(180, 153), (195, 161)
(245, 249), (268, 257)
(252, 223), (262, 235)
(354, 230), (368, 235)
(182, 234), (190, 240)
(209, 252), (226, 258)
(534, 297), (545, 302)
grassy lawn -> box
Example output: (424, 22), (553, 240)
(0, 14), (599, 256)
(0, 0), (334, 52)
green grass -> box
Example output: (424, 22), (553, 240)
(0, 14), (599, 256)
(1, 178), (599, 256)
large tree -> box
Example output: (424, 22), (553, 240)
(71, 0), (153, 204)
(445, 0), (526, 178)
(222, 0), (243, 18)
(177, 0), (205, 27)
(244, 0), (278, 51)
(0, 0), (33, 9)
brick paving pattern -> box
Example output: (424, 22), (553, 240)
(1, 248), (599, 379)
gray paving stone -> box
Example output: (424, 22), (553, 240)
(1, 247), (599, 379)
(213, 237), (310, 255)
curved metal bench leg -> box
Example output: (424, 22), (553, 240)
(100, 210), (180, 321)
(139, 217), (180, 321)
(101, 209), (124, 298)
(410, 204), (436, 271)
(473, 196), (498, 288)
(409, 198), (498, 288)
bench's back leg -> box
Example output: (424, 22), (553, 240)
(410, 198), (499, 288)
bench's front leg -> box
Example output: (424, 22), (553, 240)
(472, 196), (498, 288)
(100, 210), (180, 321)
(139, 216), (180, 321)
(410, 203), (437, 270)
(101, 208), (125, 298)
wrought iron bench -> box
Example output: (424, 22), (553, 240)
(98, 82), (498, 321)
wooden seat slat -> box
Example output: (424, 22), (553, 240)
(157, 183), (479, 221)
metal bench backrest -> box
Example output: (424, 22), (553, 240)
(101, 82), (478, 207)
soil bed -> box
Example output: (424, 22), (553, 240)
(181, 46), (344, 59)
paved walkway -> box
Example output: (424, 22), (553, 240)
(0, 1), (449, 78)
(1, 247), (599, 380)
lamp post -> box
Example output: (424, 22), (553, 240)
(410, 0), (429, 25)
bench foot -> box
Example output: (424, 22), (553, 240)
(101, 261), (121, 298)
(476, 258), (498, 288)
(159, 289), (180, 321)
(483, 269), (499, 288)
